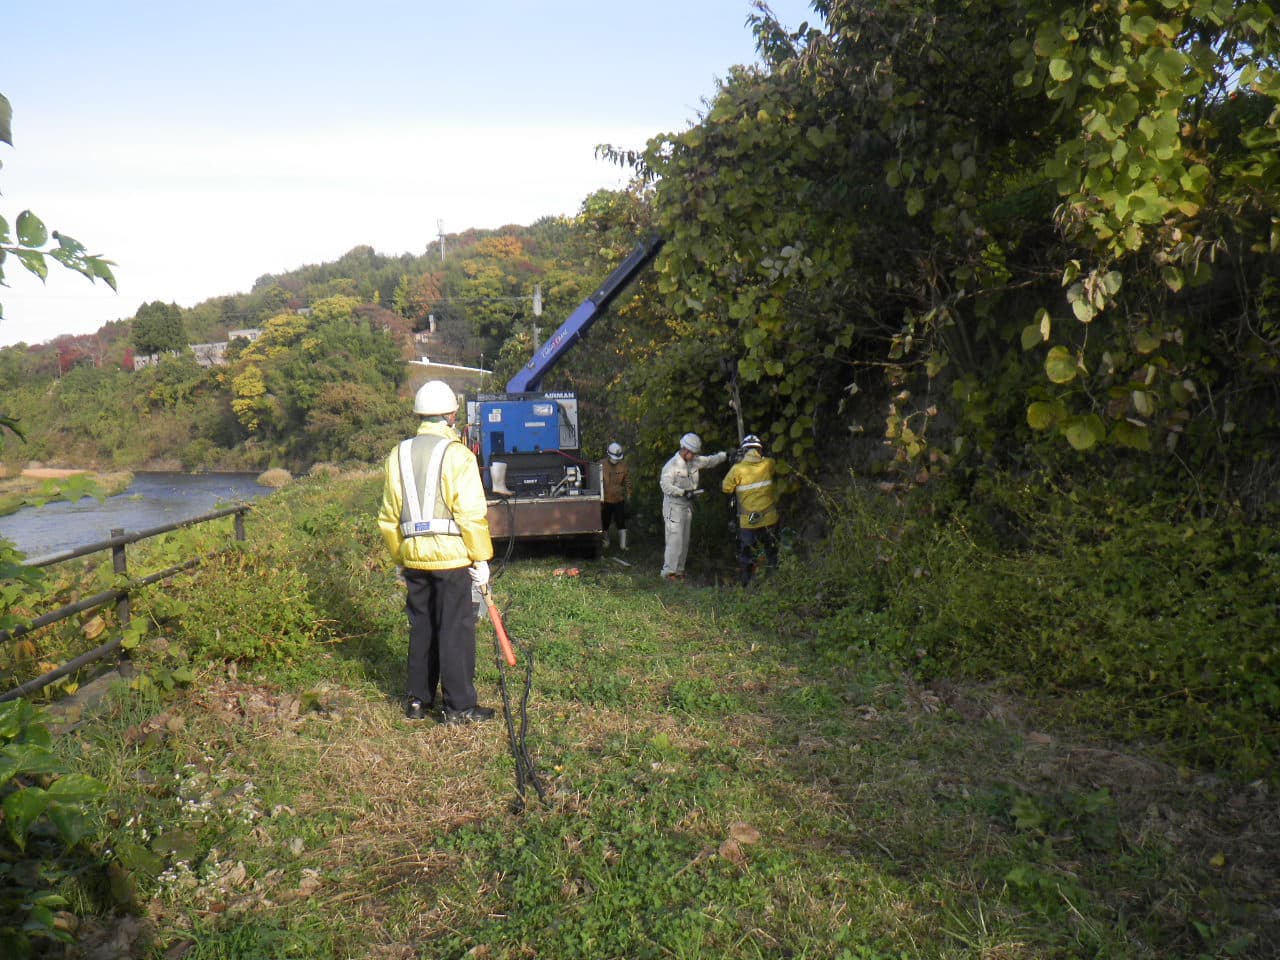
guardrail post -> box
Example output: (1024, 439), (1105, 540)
(111, 528), (130, 628)
(111, 527), (133, 674)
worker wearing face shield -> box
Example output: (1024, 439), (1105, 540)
(658, 432), (727, 580)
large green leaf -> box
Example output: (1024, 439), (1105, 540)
(1065, 414), (1106, 451)
(15, 210), (48, 247)
(1112, 420), (1152, 450)
(0, 700), (23, 739)
(45, 802), (92, 847)
(46, 773), (105, 803)
(1, 742), (62, 775)
(112, 839), (165, 878)
(16, 249), (47, 280)
(1066, 422), (1097, 451)
(1026, 402), (1056, 430)
(3, 786), (50, 849)
(1045, 346), (1077, 384)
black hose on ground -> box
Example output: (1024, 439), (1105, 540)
(494, 632), (547, 811)
(491, 495), (517, 581)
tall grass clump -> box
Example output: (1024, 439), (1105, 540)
(256, 468), (293, 489)
(759, 475), (1280, 781)
(136, 471), (401, 684)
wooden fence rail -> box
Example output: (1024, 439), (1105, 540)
(0, 505), (250, 703)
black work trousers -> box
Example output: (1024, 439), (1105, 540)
(737, 524), (779, 585)
(403, 566), (477, 711)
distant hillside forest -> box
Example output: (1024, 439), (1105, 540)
(0, 194), (655, 473)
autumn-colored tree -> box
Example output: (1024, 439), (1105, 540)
(392, 271), (444, 326)
(304, 380), (416, 462)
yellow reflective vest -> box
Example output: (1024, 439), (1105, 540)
(377, 420), (493, 570)
(721, 451), (779, 529)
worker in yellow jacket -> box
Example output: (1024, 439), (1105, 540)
(378, 380), (495, 725)
(721, 434), (780, 586)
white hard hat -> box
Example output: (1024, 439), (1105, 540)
(607, 442), (624, 462)
(679, 432), (703, 454)
(740, 434), (763, 451)
(413, 380), (458, 416)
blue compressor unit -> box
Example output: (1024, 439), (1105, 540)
(476, 399), (561, 463)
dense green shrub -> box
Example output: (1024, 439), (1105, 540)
(134, 473), (393, 676)
(144, 544), (331, 665)
(761, 479), (1280, 781)
(0, 699), (104, 957)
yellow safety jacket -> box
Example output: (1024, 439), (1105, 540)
(377, 420), (493, 570)
(721, 451), (779, 529)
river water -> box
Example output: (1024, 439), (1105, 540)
(0, 472), (275, 563)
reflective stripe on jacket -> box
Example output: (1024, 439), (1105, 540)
(722, 451), (778, 529)
(378, 420), (493, 570)
(398, 434), (460, 537)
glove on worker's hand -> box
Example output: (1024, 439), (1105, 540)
(468, 560), (490, 587)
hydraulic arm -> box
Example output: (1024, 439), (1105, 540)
(468, 232), (664, 548)
(505, 233), (664, 393)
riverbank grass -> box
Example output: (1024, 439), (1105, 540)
(34, 473), (1275, 959)
(0, 468), (134, 517)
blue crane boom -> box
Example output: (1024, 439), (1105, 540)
(469, 231), (664, 548)
(505, 233), (664, 393)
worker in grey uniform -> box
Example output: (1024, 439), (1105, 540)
(658, 431), (727, 580)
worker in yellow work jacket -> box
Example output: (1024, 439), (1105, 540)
(377, 380), (495, 725)
(721, 434), (780, 586)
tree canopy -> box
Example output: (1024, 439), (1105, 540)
(598, 0), (1279, 513)
(131, 301), (187, 356)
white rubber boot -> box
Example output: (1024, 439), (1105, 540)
(490, 461), (513, 496)
(619, 529), (629, 551)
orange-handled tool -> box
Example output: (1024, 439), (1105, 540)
(480, 584), (517, 666)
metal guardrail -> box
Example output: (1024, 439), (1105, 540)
(0, 504), (250, 702)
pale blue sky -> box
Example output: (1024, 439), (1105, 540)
(1, 0), (818, 347)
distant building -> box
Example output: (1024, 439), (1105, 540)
(405, 359), (489, 398)
(190, 342), (228, 367)
(131, 328), (262, 370)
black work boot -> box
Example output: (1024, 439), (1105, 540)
(442, 705), (496, 726)
(404, 698), (434, 720)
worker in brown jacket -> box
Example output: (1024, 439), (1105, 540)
(600, 441), (633, 550)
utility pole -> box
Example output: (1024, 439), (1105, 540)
(437, 219), (446, 262)
(532, 283), (543, 350)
